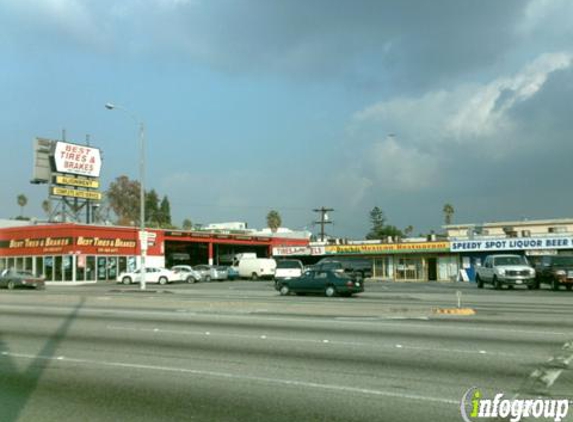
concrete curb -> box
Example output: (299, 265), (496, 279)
(432, 307), (476, 316)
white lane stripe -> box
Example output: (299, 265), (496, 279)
(1, 303), (568, 337)
(105, 325), (535, 359)
(0, 351), (458, 406)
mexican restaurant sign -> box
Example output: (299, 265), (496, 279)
(325, 242), (450, 255)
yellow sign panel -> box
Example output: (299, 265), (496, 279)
(52, 187), (102, 201)
(326, 242), (450, 255)
(55, 176), (100, 189)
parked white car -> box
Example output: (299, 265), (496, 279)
(171, 265), (202, 283)
(117, 267), (176, 285)
(193, 265), (228, 282)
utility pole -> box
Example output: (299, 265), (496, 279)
(313, 207), (333, 242)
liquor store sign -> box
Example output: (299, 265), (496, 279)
(451, 237), (573, 252)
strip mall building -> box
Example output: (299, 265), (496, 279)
(0, 222), (308, 285)
(2, 217), (573, 284)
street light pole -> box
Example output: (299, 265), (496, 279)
(105, 103), (147, 290)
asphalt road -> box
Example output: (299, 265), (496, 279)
(0, 281), (571, 422)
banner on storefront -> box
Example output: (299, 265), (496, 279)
(450, 237), (572, 252)
(272, 246), (325, 256)
(325, 242), (450, 255)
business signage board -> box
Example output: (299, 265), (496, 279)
(55, 176), (100, 189)
(53, 141), (102, 177)
(325, 242), (450, 255)
(450, 237), (573, 252)
(51, 187), (102, 201)
(273, 246), (325, 256)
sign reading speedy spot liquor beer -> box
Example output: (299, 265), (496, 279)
(54, 142), (102, 177)
(451, 237), (573, 252)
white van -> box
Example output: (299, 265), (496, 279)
(237, 258), (276, 280)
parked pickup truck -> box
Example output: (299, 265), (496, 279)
(531, 255), (573, 291)
(475, 254), (536, 289)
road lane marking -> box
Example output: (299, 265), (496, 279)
(0, 350), (458, 406)
(105, 325), (538, 359)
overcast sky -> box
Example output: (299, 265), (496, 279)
(1, 0), (573, 238)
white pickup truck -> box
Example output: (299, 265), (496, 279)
(475, 254), (536, 289)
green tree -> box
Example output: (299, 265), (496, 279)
(182, 218), (193, 231)
(106, 175), (141, 226)
(17, 194), (28, 218)
(266, 210), (282, 233)
(404, 225), (414, 237)
(159, 196), (172, 227)
(366, 206), (403, 240)
(145, 189), (160, 227)
(443, 203), (455, 225)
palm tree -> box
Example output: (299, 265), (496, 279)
(17, 194), (28, 218)
(266, 210), (282, 233)
(443, 203), (454, 225)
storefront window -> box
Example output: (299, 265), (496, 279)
(15, 257), (23, 271)
(24, 257), (33, 272)
(374, 257), (394, 279)
(0, 258), (6, 272)
(395, 257), (424, 281)
(128, 256), (137, 272)
(45, 257), (54, 281)
(35, 257), (44, 278)
(437, 256), (459, 281)
(86, 256), (96, 281)
(97, 257), (107, 281)
(63, 255), (73, 281)
(54, 256), (63, 282)
(119, 257), (127, 274)
(7, 257), (14, 270)
(107, 257), (118, 280)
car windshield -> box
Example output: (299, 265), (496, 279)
(277, 261), (302, 269)
(494, 256), (527, 266)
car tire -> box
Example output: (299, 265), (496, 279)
(122, 277), (132, 285)
(158, 277), (168, 285)
(476, 275), (484, 289)
(186, 276), (194, 284)
(204, 275), (211, 282)
(325, 286), (336, 297)
(7, 280), (15, 290)
(251, 273), (259, 281)
(552, 279), (560, 291)
(279, 285), (290, 296)
(493, 276), (502, 290)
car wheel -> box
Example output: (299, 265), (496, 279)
(325, 286), (336, 297)
(186, 276), (194, 284)
(251, 273), (259, 281)
(476, 275), (484, 289)
(204, 275), (211, 282)
(279, 285), (290, 296)
(122, 277), (132, 285)
(158, 276), (168, 285)
(493, 276), (501, 290)
(7, 280), (15, 290)
(552, 279), (560, 291)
